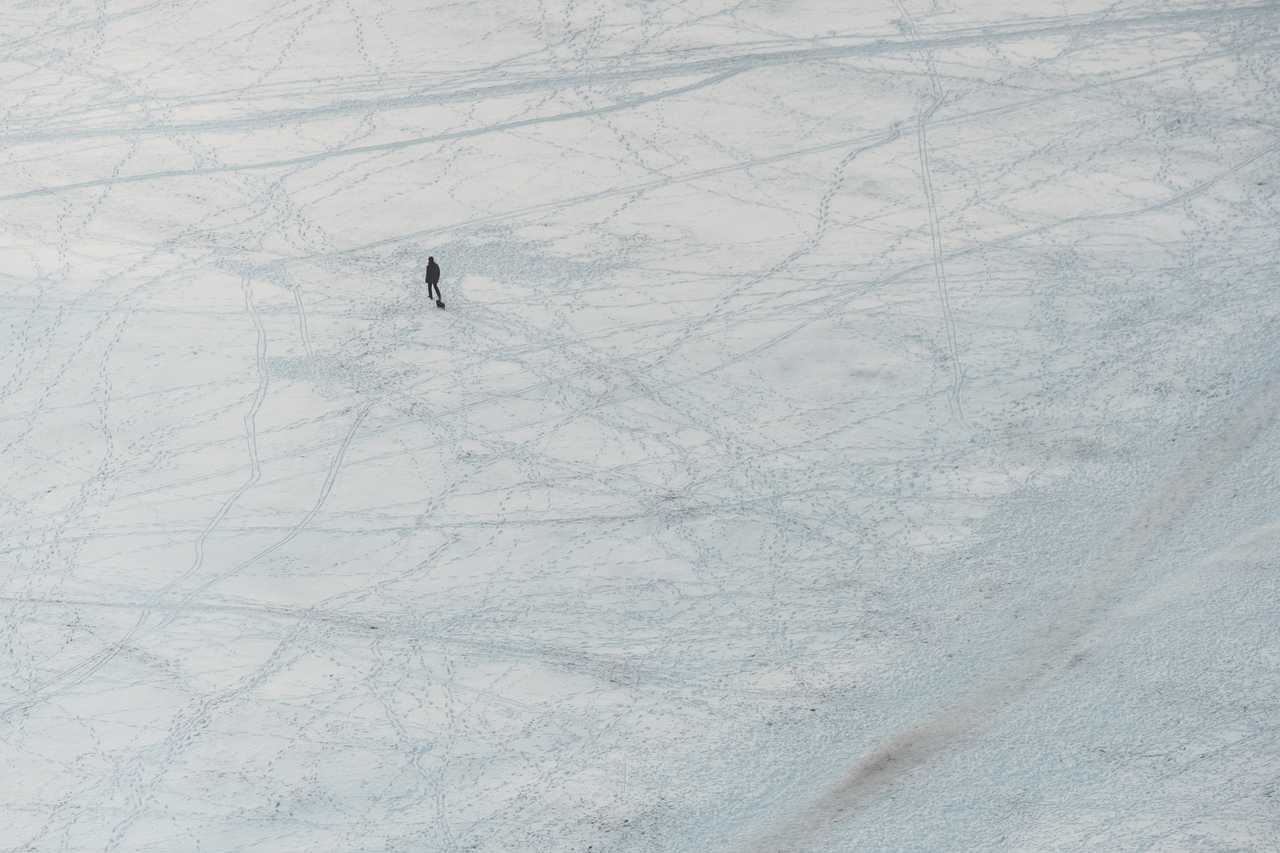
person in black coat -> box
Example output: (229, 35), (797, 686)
(425, 256), (443, 305)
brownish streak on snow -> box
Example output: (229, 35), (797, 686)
(746, 354), (1280, 853)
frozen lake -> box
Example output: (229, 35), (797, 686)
(2, 1), (1278, 850)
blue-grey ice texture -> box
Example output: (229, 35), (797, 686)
(2, 1), (1279, 851)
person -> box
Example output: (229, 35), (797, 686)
(425, 256), (443, 306)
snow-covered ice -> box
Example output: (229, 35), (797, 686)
(2, 1), (1279, 850)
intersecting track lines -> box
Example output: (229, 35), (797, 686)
(0, 274), (265, 722)
(156, 401), (374, 628)
(5, 2), (1280, 851)
(3, 2), (1275, 145)
(0, 68), (747, 203)
(0, 285), (356, 722)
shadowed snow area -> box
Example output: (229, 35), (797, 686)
(2, 1), (1279, 851)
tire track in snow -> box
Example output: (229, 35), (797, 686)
(745, 351), (1280, 851)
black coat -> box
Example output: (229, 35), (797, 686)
(425, 260), (441, 285)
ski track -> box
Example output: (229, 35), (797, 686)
(2, 1), (1279, 852)
(896, 0), (967, 424)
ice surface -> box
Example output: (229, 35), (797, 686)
(2, 1), (1279, 851)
